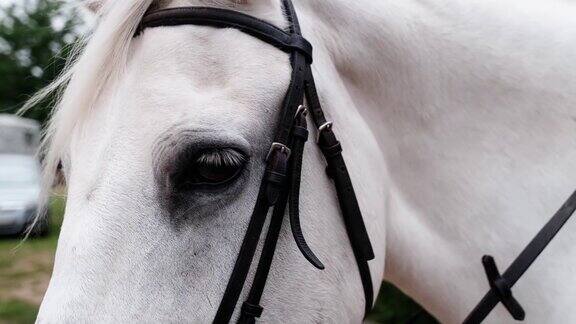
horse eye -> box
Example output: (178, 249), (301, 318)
(196, 159), (242, 184)
(175, 148), (247, 190)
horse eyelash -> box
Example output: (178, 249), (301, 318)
(195, 148), (247, 168)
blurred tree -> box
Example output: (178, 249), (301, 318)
(0, 0), (82, 124)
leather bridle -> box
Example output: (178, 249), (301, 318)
(137, 0), (375, 322)
(137, 1), (576, 323)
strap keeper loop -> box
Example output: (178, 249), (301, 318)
(264, 170), (286, 185)
(321, 142), (343, 159)
(241, 302), (264, 318)
(293, 126), (309, 141)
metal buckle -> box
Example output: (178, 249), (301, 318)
(316, 121), (333, 143)
(295, 105), (308, 119)
(266, 142), (291, 162)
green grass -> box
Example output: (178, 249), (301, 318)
(0, 196), (65, 324)
(0, 195), (437, 323)
(0, 300), (38, 324)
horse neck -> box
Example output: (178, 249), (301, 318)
(302, 0), (576, 146)
(306, 0), (576, 322)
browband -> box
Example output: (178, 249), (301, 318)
(137, 7), (313, 63)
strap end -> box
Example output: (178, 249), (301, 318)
(482, 255), (526, 321)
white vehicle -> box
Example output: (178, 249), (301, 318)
(0, 114), (40, 155)
(0, 115), (46, 236)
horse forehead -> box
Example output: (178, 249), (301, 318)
(159, 0), (287, 28)
(129, 26), (292, 108)
(101, 25), (293, 141)
(130, 0), (292, 96)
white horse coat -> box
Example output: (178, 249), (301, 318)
(34, 0), (576, 323)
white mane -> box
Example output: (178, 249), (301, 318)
(21, 0), (153, 218)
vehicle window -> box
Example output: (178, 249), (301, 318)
(0, 155), (40, 188)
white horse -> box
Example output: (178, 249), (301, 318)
(29, 0), (576, 323)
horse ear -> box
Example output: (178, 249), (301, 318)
(84, 0), (103, 13)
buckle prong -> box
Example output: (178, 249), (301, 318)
(295, 105), (308, 119)
(265, 142), (291, 162)
(316, 121), (333, 143)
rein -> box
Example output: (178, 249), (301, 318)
(138, 1), (374, 322)
(463, 190), (576, 323)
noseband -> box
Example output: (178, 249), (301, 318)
(137, 1), (375, 322)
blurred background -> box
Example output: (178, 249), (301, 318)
(0, 1), (436, 323)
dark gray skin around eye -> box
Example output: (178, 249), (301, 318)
(161, 147), (250, 225)
(152, 131), (256, 226)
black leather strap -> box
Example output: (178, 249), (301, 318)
(464, 190), (576, 323)
(138, 7), (313, 63)
(238, 185), (290, 324)
(303, 68), (375, 261)
(303, 68), (375, 314)
(212, 181), (275, 324)
(479, 256), (525, 321)
(238, 114), (309, 324)
(289, 110), (325, 270)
